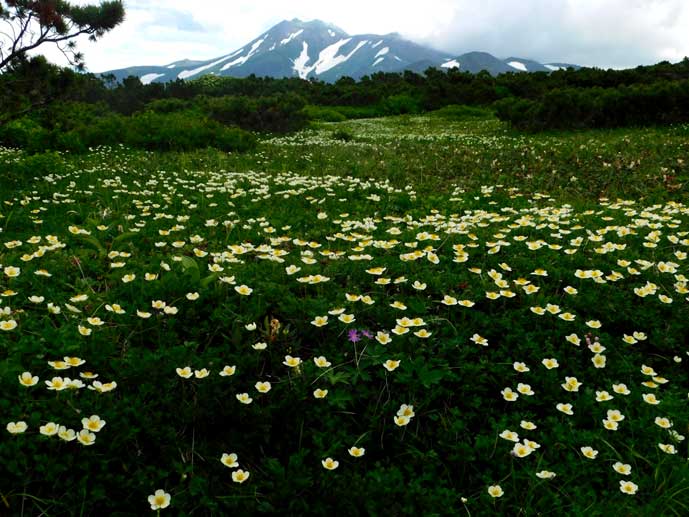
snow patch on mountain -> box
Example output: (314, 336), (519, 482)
(312, 38), (351, 74)
(372, 40), (384, 49)
(373, 57), (384, 66)
(248, 38), (265, 53)
(141, 73), (165, 84)
(220, 38), (265, 71)
(281, 29), (304, 46)
(302, 38), (369, 76)
(302, 39), (339, 75)
(441, 59), (460, 69)
(292, 42), (311, 79)
(508, 61), (527, 71)
(178, 54), (236, 79)
(328, 29), (336, 37)
(544, 64), (561, 71)
(375, 47), (389, 59)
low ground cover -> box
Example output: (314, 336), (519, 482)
(1, 114), (688, 515)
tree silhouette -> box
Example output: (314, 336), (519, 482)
(0, 0), (125, 71)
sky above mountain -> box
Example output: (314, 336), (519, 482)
(39, 0), (689, 72)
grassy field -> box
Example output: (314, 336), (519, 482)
(1, 113), (689, 515)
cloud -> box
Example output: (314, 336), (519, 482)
(152, 9), (207, 33)
(417, 0), (689, 68)
(34, 0), (689, 72)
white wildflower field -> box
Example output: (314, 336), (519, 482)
(1, 116), (688, 514)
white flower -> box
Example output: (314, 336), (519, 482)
(148, 489), (171, 510)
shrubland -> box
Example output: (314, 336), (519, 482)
(4, 56), (689, 155)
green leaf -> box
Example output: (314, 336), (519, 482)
(418, 366), (445, 388)
(179, 256), (200, 284)
(199, 273), (218, 288)
(75, 234), (106, 258)
(111, 231), (140, 247)
(326, 370), (351, 386)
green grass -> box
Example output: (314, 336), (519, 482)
(126, 111), (689, 204)
(0, 114), (688, 515)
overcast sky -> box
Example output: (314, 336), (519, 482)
(39, 0), (689, 72)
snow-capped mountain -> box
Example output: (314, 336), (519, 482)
(104, 19), (579, 84)
(436, 52), (579, 75)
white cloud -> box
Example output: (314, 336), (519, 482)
(418, 0), (689, 68)
(33, 0), (689, 72)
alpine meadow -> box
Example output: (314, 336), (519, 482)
(1, 1), (689, 516)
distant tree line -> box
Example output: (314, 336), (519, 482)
(1, 55), (689, 152)
(495, 80), (689, 131)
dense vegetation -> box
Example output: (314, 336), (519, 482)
(1, 114), (688, 515)
(495, 79), (689, 131)
(2, 55), (689, 154)
(2, 12), (688, 512)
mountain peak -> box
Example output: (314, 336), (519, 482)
(273, 18), (344, 30)
(103, 20), (579, 83)
(283, 18), (348, 35)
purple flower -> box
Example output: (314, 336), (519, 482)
(361, 329), (373, 339)
(348, 329), (361, 343)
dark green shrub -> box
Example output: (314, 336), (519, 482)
(123, 111), (255, 152)
(1, 150), (68, 185)
(212, 124), (257, 152)
(145, 98), (193, 114)
(52, 130), (87, 153)
(37, 101), (111, 132)
(303, 105), (347, 122)
(496, 80), (689, 131)
(494, 97), (539, 130)
(0, 117), (50, 152)
(0, 111), (255, 154)
(78, 114), (127, 149)
(205, 93), (308, 133)
(382, 94), (422, 115)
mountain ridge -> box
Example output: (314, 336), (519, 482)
(103, 18), (580, 83)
